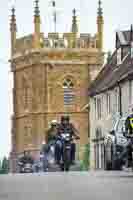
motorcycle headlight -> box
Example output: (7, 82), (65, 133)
(61, 134), (66, 138)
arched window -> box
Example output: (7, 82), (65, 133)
(63, 78), (75, 106)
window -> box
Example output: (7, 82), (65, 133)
(63, 79), (75, 106)
(106, 93), (111, 114)
(117, 48), (122, 65)
(94, 98), (97, 119)
(131, 42), (133, 58)
(114, 89), (119, 113)
(97, 98), (102, 119)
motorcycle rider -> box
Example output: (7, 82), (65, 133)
(45, 120), (58, 145)
(41, 120), (58, 170)
(124, 108), (133, 167)
(41, 140), (49, 172)
(18, 150), (34, 172)
(118, 108), (133, 169)
(55, 115), (80, 165)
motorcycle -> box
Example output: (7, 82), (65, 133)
(18, 162), (34, 173)
(124, 135), (133, 170)
(115, 134), (133, 171)
(57, 133), (79, 172)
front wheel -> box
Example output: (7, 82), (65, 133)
(64, 148), (71, 172)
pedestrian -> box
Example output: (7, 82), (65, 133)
(41, 140), (49, 172)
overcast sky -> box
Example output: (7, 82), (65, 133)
(0, 0), (132, 158)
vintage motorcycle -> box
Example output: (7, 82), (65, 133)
(18, 162), (34, 173)
(57, 133), (79, 172)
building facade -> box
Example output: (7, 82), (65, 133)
(89, 27), (133, 169)
(9, 0), (104, 171)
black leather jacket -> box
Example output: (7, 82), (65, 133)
(19, 155), (34, 165)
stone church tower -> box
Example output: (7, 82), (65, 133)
(9, 0), (104, 171)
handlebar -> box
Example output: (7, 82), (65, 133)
(56, 134), (80, 141)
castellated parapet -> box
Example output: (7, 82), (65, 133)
(13, 32), (99, 55)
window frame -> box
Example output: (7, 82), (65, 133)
(97, 98), (102, 120)
(63, 79), (75, 106)
(106, 93), (111, 115)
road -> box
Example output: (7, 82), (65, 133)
(0, 171), (133, 200)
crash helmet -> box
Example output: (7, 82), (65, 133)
(51, 119), (58, 126)
(61, 115), (70, 122)
(42, 140), (46, 145)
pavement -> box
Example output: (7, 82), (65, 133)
(0, 171), (133, 200)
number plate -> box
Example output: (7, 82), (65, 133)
(66, 146), (71, 149)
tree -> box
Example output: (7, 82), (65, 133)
(1, 157), (9, 174)
(0, 159), (2, 173)
(80, 143), (90, 171)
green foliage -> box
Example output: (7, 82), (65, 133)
(0, 160), (1, 172)
(80, 143), (90, 171)
(0, 157), (9, 174)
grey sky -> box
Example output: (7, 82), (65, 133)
(0, 0), (132, 158)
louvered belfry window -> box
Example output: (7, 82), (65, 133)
(63, 79), (75, 105)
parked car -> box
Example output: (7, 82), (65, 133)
(104, 117), (127, 170)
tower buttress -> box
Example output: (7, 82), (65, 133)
(71, 8), (78, 33)
(71, 9), (78, 48)
(97, 0), (104, 50)
(10, 7), (17, 57)
(34, 0), (41, 48)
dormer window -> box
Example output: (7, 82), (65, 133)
(117, 48), (122, 65)
(131, 41), (133, 58)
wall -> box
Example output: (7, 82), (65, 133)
(89, 79), (133, 169)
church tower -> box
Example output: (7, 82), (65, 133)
(10, 0), (104, 171)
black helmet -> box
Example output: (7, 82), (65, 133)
(61, 115), (70, 122)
